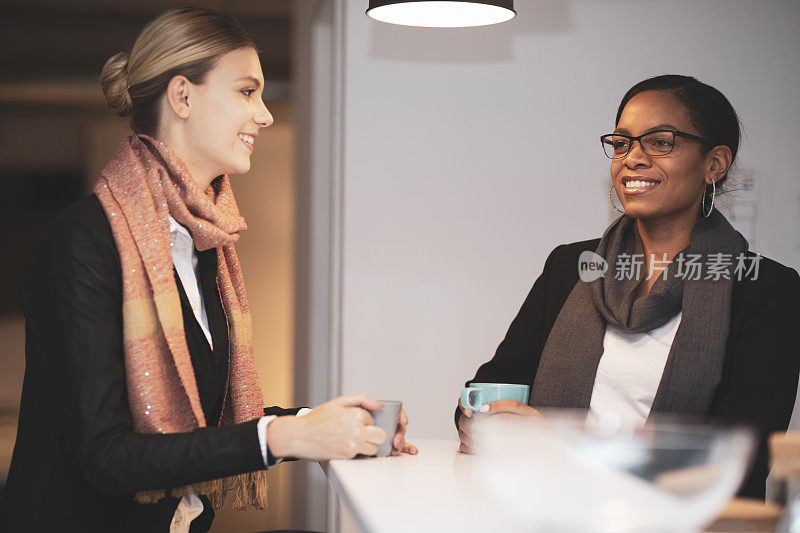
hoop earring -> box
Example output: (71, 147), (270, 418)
(702, 179), (716, 218)
(609, 184), (625, 214)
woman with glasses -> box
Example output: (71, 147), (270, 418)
(0, 8), (415, 532)
(456, 74), (800, 499)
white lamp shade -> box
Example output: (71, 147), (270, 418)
(366, 1), (516, 28)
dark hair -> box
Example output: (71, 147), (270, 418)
(101, 7), (256, 136)
(615, 75), (741, 197)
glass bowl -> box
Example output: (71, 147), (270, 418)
(472, 411), (755, 532)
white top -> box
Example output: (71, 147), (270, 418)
(588, 311), (683, 428)
(169, 218), (213, 347)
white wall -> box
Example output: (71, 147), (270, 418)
(330, 0), (800, 440)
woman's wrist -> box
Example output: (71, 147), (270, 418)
(267, 415), (302, 459)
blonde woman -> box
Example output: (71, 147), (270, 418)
(0, 8), (415, 532)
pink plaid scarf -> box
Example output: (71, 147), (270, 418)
(93, 134), (267, 509)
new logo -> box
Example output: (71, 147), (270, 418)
(578, 251), (608, 282)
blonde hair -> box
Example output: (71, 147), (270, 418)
(101, 7), (256, 135)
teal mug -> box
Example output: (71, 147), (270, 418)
(460, 383), (531, 412)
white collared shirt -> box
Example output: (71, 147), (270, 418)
(169, 217), (213, 348)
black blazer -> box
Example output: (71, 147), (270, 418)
(0, 194), (299, 532)
(458, 239), (800, 499)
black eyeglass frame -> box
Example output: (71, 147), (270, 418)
(600, 129), (715, 159)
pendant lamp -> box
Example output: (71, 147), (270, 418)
(366, 1), (516, 28)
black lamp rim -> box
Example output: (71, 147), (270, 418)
(367, 0), (516, 14)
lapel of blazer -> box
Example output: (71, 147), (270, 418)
(196, 247), (230, 375)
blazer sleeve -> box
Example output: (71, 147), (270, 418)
(36, 216), (266, 496)
(455, 245), (563, 428)
(264, 406), (303, 417)
(711, 264), (800, 499)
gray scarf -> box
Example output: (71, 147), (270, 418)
(530, 210), (748, 417)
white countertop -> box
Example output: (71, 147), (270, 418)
(325, 438), (526, 533)
(325, 439), (762, 533)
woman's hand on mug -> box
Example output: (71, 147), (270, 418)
(392, 408), (418, 456)
(478, 400), (542, 417)
(458, 399), (476, 453)
(267, 394), (387, 460)
(457, 399), (542, 454)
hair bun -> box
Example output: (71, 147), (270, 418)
(101, 51), (133, 117)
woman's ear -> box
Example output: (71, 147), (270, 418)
(706, 145), (733, 185)
(165, 75), (192, 119)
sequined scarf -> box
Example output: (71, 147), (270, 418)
(93, 134), (267, 509)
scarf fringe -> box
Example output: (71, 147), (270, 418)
(135, 488), (166, 504)
(134, 470), (268, 510)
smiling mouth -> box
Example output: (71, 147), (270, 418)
(238, 133), (255, 150)
(621, 178), (661, 194)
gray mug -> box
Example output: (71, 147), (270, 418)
(368, 400), (402, 457)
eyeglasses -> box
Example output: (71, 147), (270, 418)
(600, 129), (714, 159)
